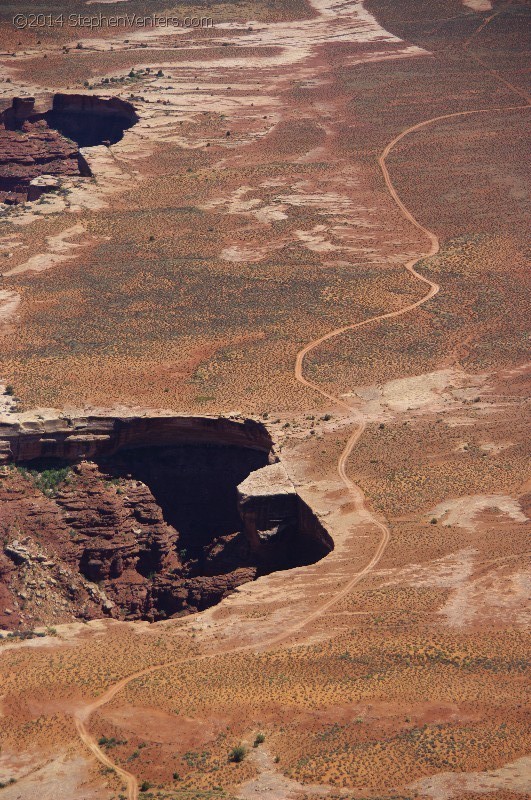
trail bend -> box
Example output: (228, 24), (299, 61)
(73, 99), (530, 800)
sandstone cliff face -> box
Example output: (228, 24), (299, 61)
(0, 93), (138, 203)
(0, 415), (273, 628)
(0, 119), (90, 204)
(0, 467), (109, 629)
(0, 460), (259, 628)
(0, 415), (332, 631)
(52, 93), (138, 122)
(55, 462), (181, 609)
(0, 413), (273, 464)
(50, 93), (138, 147)
(0, 97), (91, 204)
(238, 463), (333, 570)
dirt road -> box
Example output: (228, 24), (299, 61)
(69, 8), (531, 791)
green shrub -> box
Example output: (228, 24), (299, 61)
(17, 465), (72, 497)
(253, 733), (265, 747)
(228, 745), (246, 763)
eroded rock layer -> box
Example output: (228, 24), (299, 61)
(0, 93), (138, 203)
(0, 415), (332, 630)
(0, 98), (91, 203)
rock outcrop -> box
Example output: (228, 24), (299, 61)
(0, 413), (273, 464)
(0, 111), (91, 204)
(0, 93), (138, 203)
(0, 459), (262, 628)
(0, 414), (332, 630)
(238, 463), (333, 569)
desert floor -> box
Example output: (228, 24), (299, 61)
(0, 1), (529, 798)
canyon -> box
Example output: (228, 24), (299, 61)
(0, 414), (332, 630)
(0, 94), (137, 203)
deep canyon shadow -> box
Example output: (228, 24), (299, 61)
(97, 444), (269, 562)
(44, 94), (139, 147)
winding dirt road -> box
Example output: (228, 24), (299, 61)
(71, 25), (531, 800)
(71, 101), (519, 800)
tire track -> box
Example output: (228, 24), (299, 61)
(72, 37), (530, 797)
(73, 98), (529, 800)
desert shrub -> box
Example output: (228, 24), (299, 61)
(253, 733), (266, 747)
(17, 465), (72, 497)
(228, 745), (246, 763)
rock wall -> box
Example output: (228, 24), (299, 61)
(99, 444), (269, 559)
(52, 93), (138, 123)
(0, 413), (273, 465)
(296, 495), (335, 566)
(0, 99), (91, 204)
(47, 94), (139, 147)
(0, 415), (273, 628)
(237, 463), (333, 570)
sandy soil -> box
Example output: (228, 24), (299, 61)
(0, 290), (20, 326)
(0, 750), (112, 800)
(0, 0), (529, 798)
(410, 755), (530, 799)
(4, 223), (89, 276)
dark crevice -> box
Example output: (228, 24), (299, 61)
(44, 93), (139, 147)
(96, 444), (269, 562)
